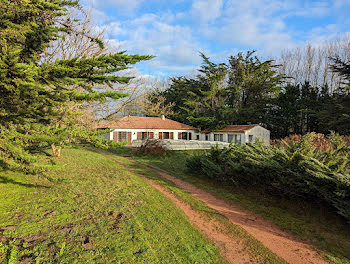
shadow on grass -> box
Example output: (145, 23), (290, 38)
(0, 176), (49, 188)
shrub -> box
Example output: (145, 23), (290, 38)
(137, 139), (168, 155)
(271, 133), (350, 152)
(187, 133), (350, 222)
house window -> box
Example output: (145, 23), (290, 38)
(179, 132), (192, 140)
(196, 135), (200, 140)
(214, 134), (223, 141)
(142, 132), (148, 140)
(228, 134), (241, 144)
(114, 131), (131, 142)
(118, 132), (127, 141)
(248, 135), (254, 142)
(163, 132), (170, 139)
(205, 135), (209, 141)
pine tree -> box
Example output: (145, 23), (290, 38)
(0, 0), (153, 173)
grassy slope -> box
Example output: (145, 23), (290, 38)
(100, 148), (286, 264)
(0, 148), (225, 264)
(113, 148), (350, 264)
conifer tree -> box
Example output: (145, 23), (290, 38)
(0, 0), (153, 173)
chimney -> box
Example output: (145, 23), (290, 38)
(161, 115), (165, 120)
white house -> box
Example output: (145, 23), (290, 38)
(201, 125), (270, 146)
(98, 116), (270, 146)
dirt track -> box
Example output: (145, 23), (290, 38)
(125, 157), (329, 264)
(94, 150), (329, 264)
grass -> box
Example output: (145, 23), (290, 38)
(99, 147), (286, 264)
(0, 147), (226, 263)
(111, 147), (350, 264)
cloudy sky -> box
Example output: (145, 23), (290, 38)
(80, 0), (350, 77)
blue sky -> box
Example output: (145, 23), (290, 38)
(80, 0), (350, 77)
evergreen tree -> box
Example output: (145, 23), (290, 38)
(268, 84), (301, 137)
(226, 51), (285, 124)
(0, 0), (153, 173)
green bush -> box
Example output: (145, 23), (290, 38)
(186, 133), (350, 221)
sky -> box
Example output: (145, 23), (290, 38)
(79, 0), (350, 78)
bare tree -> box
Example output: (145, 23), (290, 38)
(278, 34), (350, 92)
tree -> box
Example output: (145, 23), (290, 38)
(0, 0), (153, 173)
(226, 51), (285, 125)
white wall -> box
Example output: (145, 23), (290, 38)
(197, 126), (269, 145)
(244, 126), (270, 145)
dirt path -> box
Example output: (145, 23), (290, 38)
(122, 157), (329, 264)
(94, 151), (252, 263)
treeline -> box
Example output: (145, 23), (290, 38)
(151, 43), (350, 138)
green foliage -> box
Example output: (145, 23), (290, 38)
(153, 50), (349, 137)
(186, 133), (350, 222)
(0, 0), (153, 173)
(154, 51), (284, 131)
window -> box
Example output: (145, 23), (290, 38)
(179, 132), (191, 140)
(196, 135), (200, 140)
(205, 135), (209, 141)
(115, 131), (130, 142)
(214, 134), (223, 141)
(236, 134), (241, 144)
(228, 134), (234, 143)
(118, 132), (127, 141)
(248, 135), (254, 142)
(163, 132), (170, 139)
(228, 134), (241, 144)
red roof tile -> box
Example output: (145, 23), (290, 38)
(97, 116), (197, 131)
(202, 125), (258, 133)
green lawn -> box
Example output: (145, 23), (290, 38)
(0, 148), (225, 263)
(112, 148), (350, 264)
(99, 148), (286, 264)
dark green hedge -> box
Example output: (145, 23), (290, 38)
(186, 133), (350, 222)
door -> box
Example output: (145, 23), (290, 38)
(170, 132), (174, 139)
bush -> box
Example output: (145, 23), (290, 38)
(186, 133), (350, 222)
(137, 139), (168, 155)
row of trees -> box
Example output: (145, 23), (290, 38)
(150, 47), (349, 138)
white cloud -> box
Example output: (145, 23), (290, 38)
(191, 0), (224, 22)
(79, 0), (349, 76)
(109, 14), (205, 74)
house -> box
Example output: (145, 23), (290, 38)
(98, 116), (270, 146)
(98, 115), (199, 142)
(201, 125), (270, 146)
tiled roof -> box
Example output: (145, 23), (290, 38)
(97, 116), (198, 131)
(202, 125), (258, 133)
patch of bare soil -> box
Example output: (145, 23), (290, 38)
(128, 159), (329, 264)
